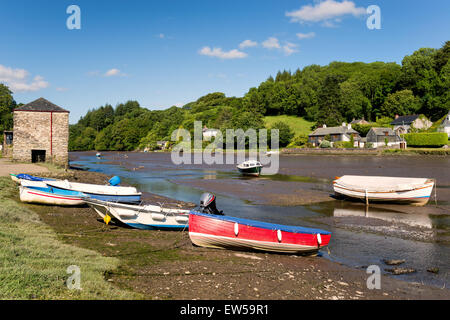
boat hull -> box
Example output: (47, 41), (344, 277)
(333, 177), (434, 206)
(237, 166), (262, 177)
(85, 199), (190, 230)
(188, 211), (331, 254)
(46, 181), (141, 203)
(19, 186), (85, 206)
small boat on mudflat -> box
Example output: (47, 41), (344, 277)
(85, 198), (190, 229)
(237, 160), (263, 177)
(45, 179), (142, 203)
(333, 175), (435, 206)
(188, 193), (331, 254)
(10, 173), (57, 183)
(19, 185), (86, 206)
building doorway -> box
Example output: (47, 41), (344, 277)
(31, 150), (46, 163)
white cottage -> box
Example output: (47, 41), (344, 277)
(438, 111), (450, 138)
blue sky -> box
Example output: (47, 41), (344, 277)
(0, 0), (449, 123)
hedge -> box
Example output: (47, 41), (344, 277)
(402, 132), (448, 147)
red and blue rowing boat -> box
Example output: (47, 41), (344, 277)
(188, 211), (331, 254)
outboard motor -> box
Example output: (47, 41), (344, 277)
(199, 193), (223, 215)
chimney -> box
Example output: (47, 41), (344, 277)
(395, 114), (399, 119)
(342, 122), (346, 127)
(347, 123), (352, 130)
(322, 124), (327, 128)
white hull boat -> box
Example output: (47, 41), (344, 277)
(333, 175), (435, 206)
(237, 160), (263, 177)
(19, 185), (86, 206)
(85, 198), (190, 230)
(46, 180), (142, 203)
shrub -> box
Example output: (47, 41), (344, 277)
(287, 134), (309, 148)
(319, 140), (331, 148)
(402, 132), (448, 147)
(351, 124), (373, 137)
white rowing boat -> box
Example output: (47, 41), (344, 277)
(333, 175), (435, 206)
(19, 185), (86, 206)
(85, 198), (190, 230)
(45, 180), (142, 203)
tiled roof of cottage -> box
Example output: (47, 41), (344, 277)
(14, 98), (69, 113)
(309, 126), (359, 137)
(390, 115), (419, 125)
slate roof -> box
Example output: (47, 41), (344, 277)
(309, 126), (359, 137)
(14, 98), (69, 113)
(368, 127), (396, 136)
(390, 115), (419, 125)
(350, 119), (369, 124)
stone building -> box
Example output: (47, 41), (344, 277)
(13, 98), (69, 166)
(391, 114), (432, 134)
(308, 123), (362, 147)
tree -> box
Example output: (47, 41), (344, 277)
(381, 90), (421, 117)
(270, 121), (294, 147)
(0, 84), (15, 132)
(316, 74), (345, 126)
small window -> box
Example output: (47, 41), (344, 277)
(5, 132), (13, 145)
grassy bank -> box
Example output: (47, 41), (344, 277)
(0, 177), (138, 299)
(264, 115), (314, 136)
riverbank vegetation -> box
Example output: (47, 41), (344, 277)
(0, 177), (138, 299)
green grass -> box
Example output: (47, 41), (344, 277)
(264, 115), (315, 136)
(0, 177), (139, 299)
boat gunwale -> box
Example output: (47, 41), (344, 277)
(333, 181), (434, 194)
(85, 199), (189, 216)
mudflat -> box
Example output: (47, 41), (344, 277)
(12, 168), (449, 299)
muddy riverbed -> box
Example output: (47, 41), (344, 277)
(69, 151), (450, 291)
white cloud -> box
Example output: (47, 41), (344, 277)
(104, 68), (122, 77)
(56, 87), (68, 92)
(0, 64), (49, 92)
(262, 37), (281, 49)
(261, 37), (298, 56)
(296, 32), (316, 39)
(286, 0), (366, 25)
(199, 46), (248, 59)
(158, 33), (165, 39)
(282, 42), (299, 56)
(239, 39), (258, 49)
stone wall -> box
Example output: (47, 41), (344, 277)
(13, 111), (69, 165)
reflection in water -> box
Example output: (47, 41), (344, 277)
(333, 205), (433, 229)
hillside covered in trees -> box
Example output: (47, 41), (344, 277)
(1, 42), (449, 152)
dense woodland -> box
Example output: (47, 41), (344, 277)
(0, 42), (449, 151)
